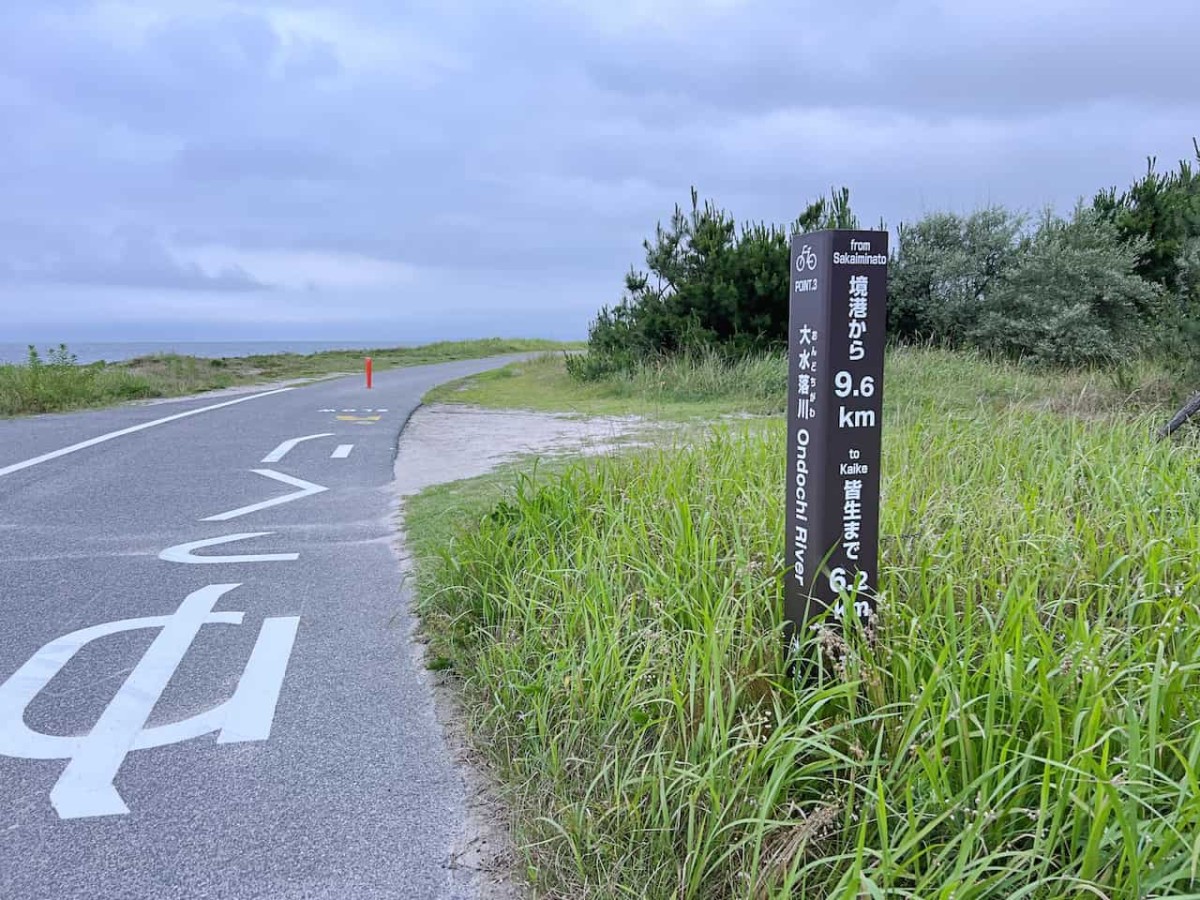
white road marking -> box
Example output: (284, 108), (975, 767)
(201, 469), (328, 522)
(260, 432), (334, 463)
(0, 584), (300, 819)
(159, 533), (299, 564)
(218, 616), (299, 743)
(331, 444), (354, 459)
(0, 388), (293, 479)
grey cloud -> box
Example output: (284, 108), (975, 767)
(0, 226), (268, 291)
(177, 137), (352, 182)
(582, 1), (1200, 117)
(0, 0), (1198, 340)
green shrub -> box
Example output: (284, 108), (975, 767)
(1094, 140), (1200, 293)
(888, 207), (1027, 344)
(971, 205), (1160, 367)
(0, 345), (161, 416)
(575, 142), (1200, 386)
(577, 188), (857, 379)
(889, 204), (1162, 368)
(1094, 141), (1200, 384)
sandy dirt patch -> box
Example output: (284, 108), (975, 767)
(393, 403), (651, 497)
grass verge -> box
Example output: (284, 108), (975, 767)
(409, 348), (1200, 898)
(425, 351), (786, 418)
(0, 338), (579, 416)
(424, 347), (1174, 421)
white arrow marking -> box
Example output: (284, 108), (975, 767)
(261, 433), (335, 463)
(159, 533), (299, 564)
(202, 470), (328, 522)
(331, 444), (354, 459)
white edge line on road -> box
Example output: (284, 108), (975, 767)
(331, 444), (354, 459)
(0, 388), (294, 479)
(261, 433), (334, 463)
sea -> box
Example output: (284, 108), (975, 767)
(0, 340), (410, 366)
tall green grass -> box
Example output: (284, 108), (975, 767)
(426, 346), (1173, 422)
(424, 351), (788, 416)
(413, 355), (1200, 898)
(604, 352), (787, 411)
(0, 338), (577, 416)
(0, 359), (160, 415)
(232, 337), (580, 380)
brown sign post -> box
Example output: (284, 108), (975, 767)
(785, 230), (888, 657)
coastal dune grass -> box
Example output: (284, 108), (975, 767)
(425, 346), (1172, 421)
(0, 358), (162, 415)
(425, 349), (790, 417)
(0, 338), (577, 416)
(412, 350), (1200, 898)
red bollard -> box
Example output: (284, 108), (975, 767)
(365, 357), (373, 389)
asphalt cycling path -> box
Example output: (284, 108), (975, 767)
(0, 357), (524, 900)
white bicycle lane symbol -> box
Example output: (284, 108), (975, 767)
(0, 584), (298, 820)
(0, 434), (344, 820)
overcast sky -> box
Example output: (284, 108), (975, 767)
(1, 0), (1197, 343)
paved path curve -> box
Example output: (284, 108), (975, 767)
(0, 357), (519, 900)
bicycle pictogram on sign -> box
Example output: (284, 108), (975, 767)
(795, 244), (817, 273)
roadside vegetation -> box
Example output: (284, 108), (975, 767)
(0, 338), (577, 417)
(407, 140), (1200, 897)
(425, 350), (788, 418)
(573, 141), (1199, 388)
(412, 348), (1200, 898)
(427, 347), (1171, 421)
